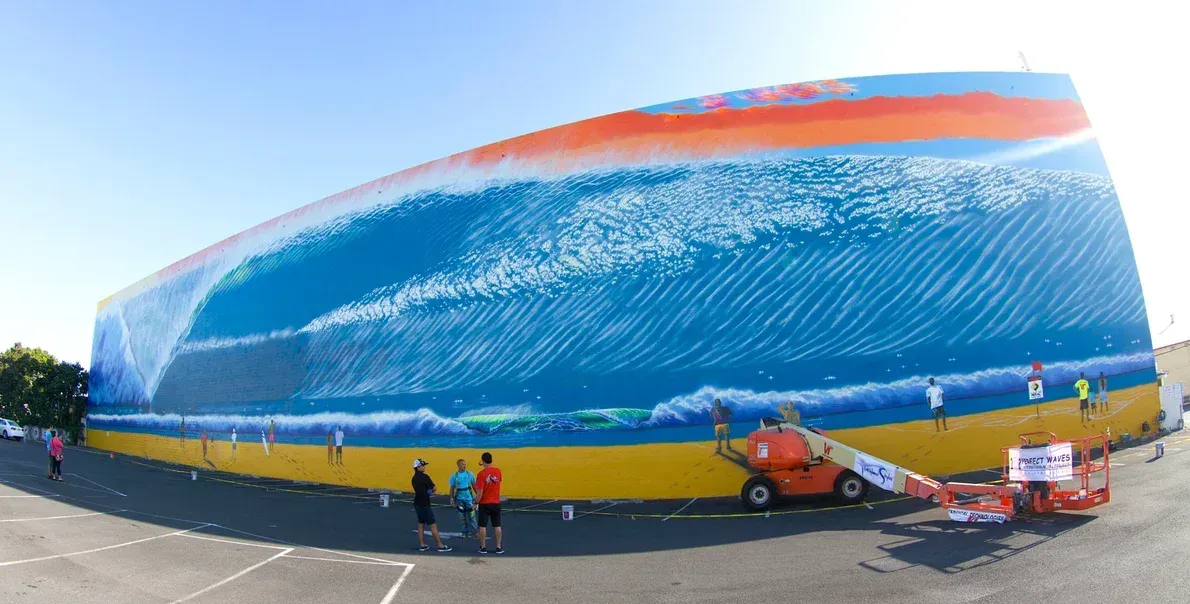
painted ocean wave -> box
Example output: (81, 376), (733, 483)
(90, 154), (1151, 422)
(88, 351), (1153, 439)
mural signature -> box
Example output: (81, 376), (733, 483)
(858, 460), (892, 486)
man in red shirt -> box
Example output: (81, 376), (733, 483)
(473, 451), (504, 554)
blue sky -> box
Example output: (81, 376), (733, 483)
(1, 1), (1186, 366)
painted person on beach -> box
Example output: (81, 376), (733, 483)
(710, 399), (733, 452)
(334, 425), (344, 464)
(179, 416), (186, 447)
(926, 378), (946, 432)
(201, 430), (208, 459)
(268, 418), (276, 450)
(326, 430), (334, 464)
(778, 402), (801, 426)
(230, 428), (237, 461)
(411, 459), (451, 552)
(449, 459), (478, 539)
(1097, 371), (1109, 413)
(1074, 372), (1091, 422)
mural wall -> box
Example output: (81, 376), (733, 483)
(88, 72), (1159, 499)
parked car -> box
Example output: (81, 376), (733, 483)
(1, 418), (25, 441)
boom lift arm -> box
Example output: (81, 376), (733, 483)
(745, 419), (1110, 523)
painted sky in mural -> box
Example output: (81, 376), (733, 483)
(89, 72), (1154, 448)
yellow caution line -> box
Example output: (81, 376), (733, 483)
(90, 445), (1023, 520)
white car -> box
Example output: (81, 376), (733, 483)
(0, 419), (25, 441)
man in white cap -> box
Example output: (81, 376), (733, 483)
(412, 459), (451, 552)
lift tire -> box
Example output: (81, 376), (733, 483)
(741, 475), (778, 511)
(834, 470), (869, 505)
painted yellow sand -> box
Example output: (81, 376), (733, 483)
(88, 383), (1159, 500)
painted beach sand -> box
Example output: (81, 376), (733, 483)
(89, 72), (1158, 498)
(89, 385), (1156, 499)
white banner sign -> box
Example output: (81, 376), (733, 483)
(1028, 376), (1044, 400)
(853, 452), (897, 492)
(1008, 442), (1073, 482)
(948, 508), (1007, 523)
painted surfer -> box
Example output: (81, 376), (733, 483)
(334, 425), (345, 464)
(1096, 371), (1109, 413)
(778, 401), (801, 426)
(926, 378), (946, 432)
(710, 399), (733, 453)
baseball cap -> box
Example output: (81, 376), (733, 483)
(412, 458), (429, 469)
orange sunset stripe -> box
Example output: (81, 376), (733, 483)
(100, 91), (1090, 307)
(453, 91), (1090, 167)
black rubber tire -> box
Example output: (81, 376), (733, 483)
(741, 475), (778, 511)
(833, 470), (870, 505)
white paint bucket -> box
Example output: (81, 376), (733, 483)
(561, 505), (575, 521)
(380, 494), (390, 508)
(1156, 442), (1165, 457)
(190, 471), (197, 481)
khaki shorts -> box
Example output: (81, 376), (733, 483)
(715, 424), (730, 437)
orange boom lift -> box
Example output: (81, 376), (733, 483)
(743, 419), (1110, 523)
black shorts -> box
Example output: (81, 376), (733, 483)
(477, 503), (502, 528)
(414, 505), (436, 525)
(335, 445), (342, 453)
(932, 406), (946, 418)
(1079, 398), (1089, 410)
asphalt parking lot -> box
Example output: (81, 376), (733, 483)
(1, 431), (1188, 603)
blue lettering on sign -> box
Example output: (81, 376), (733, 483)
(859, 460), (892, 485)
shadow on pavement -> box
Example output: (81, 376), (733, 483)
(0, 437), (1110, 561)
(859, 513), (1093, 574)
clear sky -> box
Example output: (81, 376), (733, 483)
(1, 1), (1186, 367)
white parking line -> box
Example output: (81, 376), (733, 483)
(0, 478), (59, 496)
(66, 473), (127, 497)
(0, 509), (127, 523)
(12, 475), (114, 496)
(173, 533), (289, 550)
(283, 554), (403, 566)
(662, 498), (698, 521)
(380, 565), (417, 604)
(168, 548), (293, 603)
(507, 499), (557, 512)
(0, 495), (59, 499)
(0, 524), (214, 567)
(575, 503), (618, 518)
(211, 523), (412, 566)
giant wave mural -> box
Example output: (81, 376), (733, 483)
(89, 72), (1159, 499)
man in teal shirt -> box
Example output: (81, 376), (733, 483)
(449, 459), (479, 539)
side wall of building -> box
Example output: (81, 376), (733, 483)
(87, 72), (1160, 499)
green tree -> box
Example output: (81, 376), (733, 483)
(0, 343), (89, 441)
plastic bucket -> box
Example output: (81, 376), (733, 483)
(380, 494), (390, 508)
(561, 505), (575, 521)
(1156, 442), (1165, 457)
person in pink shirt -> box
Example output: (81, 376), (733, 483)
(49, 431), (64, 481)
